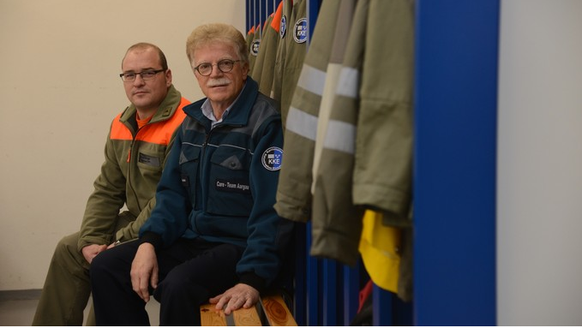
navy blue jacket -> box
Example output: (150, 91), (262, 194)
(139, 78), (293, 291)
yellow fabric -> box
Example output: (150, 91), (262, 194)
(359, 210), (401, 293)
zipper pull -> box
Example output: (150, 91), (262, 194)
(127, 148), (131, 163)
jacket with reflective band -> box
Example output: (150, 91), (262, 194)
(78, 85), (189, 251)
(139, 78), (294, 292)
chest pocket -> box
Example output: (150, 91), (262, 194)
(179, 144), (201, 205)
(207, 145), (253, 217)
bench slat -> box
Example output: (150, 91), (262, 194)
(200, 303), (227, 325)
(232, 306), (262, 326)
(200, 294), (296, 326)
(262, 295), (297, 326)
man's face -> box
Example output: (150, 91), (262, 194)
(121, 48), (171, 115)
(191, 42), (248, 108)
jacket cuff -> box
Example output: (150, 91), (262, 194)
(139, 232), (163, 250)
(239, 272), (267, 294)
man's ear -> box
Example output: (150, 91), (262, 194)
(241, 62), (250, 79)
(165, 69), (173, 86)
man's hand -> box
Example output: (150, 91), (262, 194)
(130, 242), (158, 302)
(210, 283), (259, 315)
(82, 244), (108, 264)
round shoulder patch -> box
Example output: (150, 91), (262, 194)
(280, 15), (287, 39)
(250, 39), (261, 56)
(261, 147), (283, 171)
(293, 17), (308, 44)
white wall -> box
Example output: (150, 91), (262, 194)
(497, 0), (582, 325)
(0, 0), (245, 290)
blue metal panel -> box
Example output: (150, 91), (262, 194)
(372, 284), (393, 325)
(292, 223), (306, 325)
(305, 222), (321, 326)
(306, 0), (320, 45)
(342, 265), (360, 325)
(413, 0), (499, 325)
(322, 260), (338, 325)
(246, 0), (250, 32)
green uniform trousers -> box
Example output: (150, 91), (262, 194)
(32, 214), (131, 325)
(32, 232), (92, 325)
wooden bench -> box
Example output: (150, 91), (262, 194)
(200, 294), (297, 326)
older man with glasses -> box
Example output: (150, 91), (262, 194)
(89, 23), (293, 326)
(32, 43), (189, 325)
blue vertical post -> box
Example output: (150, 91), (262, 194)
(292, 223), (306, 325)
(304, 0), (322, 326)
(373, 284), (393, 325)
(322, 260), (338, 325)
(305, 222), (321, 326)
(343, 265), (360, 325)
(306, 0), (320, 45)
(413, 0), (499, 325)
(246, 0), (250, 32)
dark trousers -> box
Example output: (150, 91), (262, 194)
(90, 238), (244, 326)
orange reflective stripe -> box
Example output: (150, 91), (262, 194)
(135, 98), (188, 144)
(109, 97), (188, 144)
(110, 113), (133, 140)
(271, 1), (284, 33)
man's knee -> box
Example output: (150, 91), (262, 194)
(90, 249), (112, 277)
(90, 242), (137, 284)
(156, 276), (209, 304)
(52, 232), (86, 268)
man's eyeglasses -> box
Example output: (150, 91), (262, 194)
(193, 59), (241, 76)
(119, 69), (165, 82)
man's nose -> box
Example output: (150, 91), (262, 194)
(133, 74), (146, 85)
(208, 65), (223, 77)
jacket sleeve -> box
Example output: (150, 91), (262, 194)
(139, 129), (190, 249)
(236, 116), (294, 291)
(78, 129), (126, 251)
(114, 128), (181, 242)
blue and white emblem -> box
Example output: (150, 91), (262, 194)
(250, 39), (261, 56)
(280, 15), (287, 39)
(293, 17), (308, 44)
(261, 147), (283, 171)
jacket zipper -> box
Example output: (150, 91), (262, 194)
(126, 124), (143, 213)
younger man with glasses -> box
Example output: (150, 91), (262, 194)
(90, 23), (293, 325)
(32, 42), (189, 325)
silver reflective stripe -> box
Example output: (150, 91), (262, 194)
(286, 106), (318, 141)
(296, 64), (326, 96)
(336, 66), (359, 98)
(324, 120), (356, 154)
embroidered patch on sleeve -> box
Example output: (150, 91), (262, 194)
(261, 147), (283, 171)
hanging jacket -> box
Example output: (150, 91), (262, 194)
(78, 85), (189, 251)
(251, 14), (274, 86)
(310, 0), (369, 266)
(311, 0), (415, 301)
(274, 0), (353, 223)
(352, 0), (414, 227)
(246, 25), (255, 52)
(256, 2), (284, 95)
(249, 23), (262, 73)
(270, 0), (307, 128)
(139, 78), (294, 292)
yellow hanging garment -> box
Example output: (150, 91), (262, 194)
(359, 210), (401, 293)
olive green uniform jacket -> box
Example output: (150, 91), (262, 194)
(78, 85), (189, 250)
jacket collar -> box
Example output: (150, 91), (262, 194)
(184, 78), (259, 128)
